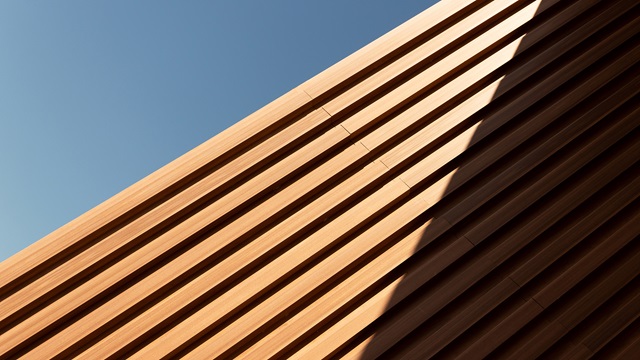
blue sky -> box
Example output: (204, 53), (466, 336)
(0, 1), (437, 262)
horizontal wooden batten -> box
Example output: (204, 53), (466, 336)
(1, 0), (638, 358)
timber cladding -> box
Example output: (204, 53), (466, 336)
(1, 0), (639, 358)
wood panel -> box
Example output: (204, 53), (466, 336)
(0, 0), (638, 358)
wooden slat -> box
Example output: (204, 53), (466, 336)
(239, 219), (462, 360)
(336, 107), (640, 359)
(320, 0), (525, 117)
(28, 159), (390, 359)
(128, 179), (411, 359)
(508, 233), (640, 359)
(545, 278), (640, 357)
(392, 165), (640, 358)
(0, 0), (489, 297)
(0, 125), (358, 357)
(185, 197), (437, 359)
(410, 50), (640, 205)
(509, 180), (640, 288)
(1, 0), (639, 358)
(439, 32), (640, 225)
(455, 299), (544, 360)
(340, 0), (546, 137)
(581, 288), (640, 353)
(0, 107), (332, 326)
(394, 278), (527, 360)
(597, 320), (640, 360)
(70, 10), (640, 360)
(0, 87), (313, 294)
(300, 0), (482, 99)
(533, 220), (640, 309)
(71, 162), (397, 359)
(381, 0), (635, 170)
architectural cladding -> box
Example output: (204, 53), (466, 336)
(1, 0), (639, 358)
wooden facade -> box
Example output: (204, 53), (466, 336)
(0, 0), (638, 358)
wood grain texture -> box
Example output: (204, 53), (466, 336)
(0, 0), (638, 358)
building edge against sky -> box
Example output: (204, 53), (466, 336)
(0, 1), (436, 263)
(0, 0), (639, 358)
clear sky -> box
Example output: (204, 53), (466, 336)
(0, 1), (438, 262)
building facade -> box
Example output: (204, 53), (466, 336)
(0, 0), (638, 358)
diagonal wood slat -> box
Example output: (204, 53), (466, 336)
(0, 0), (638, 358)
